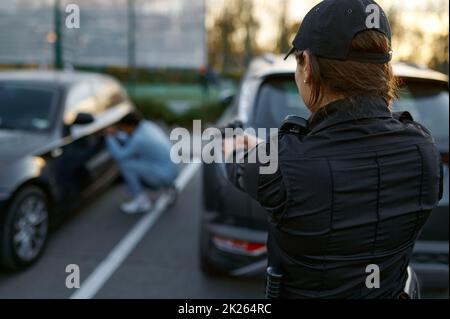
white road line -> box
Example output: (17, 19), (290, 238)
(70, 162), (202, 299)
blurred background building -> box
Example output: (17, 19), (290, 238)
(0, 0), (206, 69)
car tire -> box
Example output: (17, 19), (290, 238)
(0, 186), (50, 271)
(199, 219), (225, 277)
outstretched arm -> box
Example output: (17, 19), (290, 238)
(223, 135), (287, 221)
(106, 132), (140, 161)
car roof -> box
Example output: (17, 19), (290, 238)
(0, 70), (111, 88)
(247, 54), (449, 83)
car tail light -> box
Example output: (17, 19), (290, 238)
(441, 153), (449, 165)
(212, 236), (267, 257)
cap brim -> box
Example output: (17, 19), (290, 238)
(284, 47), (296, 60)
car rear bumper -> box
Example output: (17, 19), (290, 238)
(207, 222), (449, 288)
(206, 222), (267, 276)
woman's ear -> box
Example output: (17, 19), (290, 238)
(302, 51), (312, 84)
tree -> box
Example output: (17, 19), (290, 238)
(207, 0), (259, 72)
(429, 33), (449, 75)
(207, 4), (237, 73)
(427, 0), (449, 74)
(386, 1), (449, 74)
(240, 0), (259, 66)
(276, 0), (291, 54)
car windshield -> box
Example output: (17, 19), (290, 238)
(0, 83), (57, 131)
(393, 80), (449, 142)
(252, 77), (310, 130)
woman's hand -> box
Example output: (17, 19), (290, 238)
(223, 134), (263, 160)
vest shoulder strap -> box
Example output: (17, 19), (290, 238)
(280, 115), (310, 135)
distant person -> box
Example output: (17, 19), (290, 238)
(105, 112), (179, 214)
(207, 65), (220, 87)
(198, 65), (209, 98)
(198, 65), (220, 99)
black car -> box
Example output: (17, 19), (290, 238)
(200, 57), (449, 289)
(0, 70), (134, 270)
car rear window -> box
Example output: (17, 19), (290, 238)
(0, 83), (57, 131)
(393, 80), (449, 142)
(252, 76), (310, 130)
(252, 76), (449, 145)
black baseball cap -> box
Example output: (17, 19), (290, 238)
(285, 0), (392, 64)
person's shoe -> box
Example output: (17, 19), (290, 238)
(121, 194), (153, 214)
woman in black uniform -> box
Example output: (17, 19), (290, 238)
(224, 0), (443, 298)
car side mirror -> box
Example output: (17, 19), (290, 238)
(73, 112), (95, 125)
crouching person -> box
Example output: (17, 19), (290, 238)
(105, 112), (179, 214)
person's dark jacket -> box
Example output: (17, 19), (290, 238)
(226, 95), (443, 298)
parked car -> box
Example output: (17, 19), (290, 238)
(0, 70), (134, 270)
(200, 56), (449, 290)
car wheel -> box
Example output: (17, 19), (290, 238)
(0, 186), (50, 270)
(199, 219), (225, 277)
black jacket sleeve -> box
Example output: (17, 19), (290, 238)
(225, 140), (287, 220)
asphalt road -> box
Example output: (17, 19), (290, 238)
(0, 163), (447, 299)
(0, 165), (264, 299)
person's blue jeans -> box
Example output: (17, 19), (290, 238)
(117, 159), (178, 196)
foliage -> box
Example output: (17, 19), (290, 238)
(131, 96), (227, 129)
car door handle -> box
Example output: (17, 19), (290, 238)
(51, 148), (63, 158)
